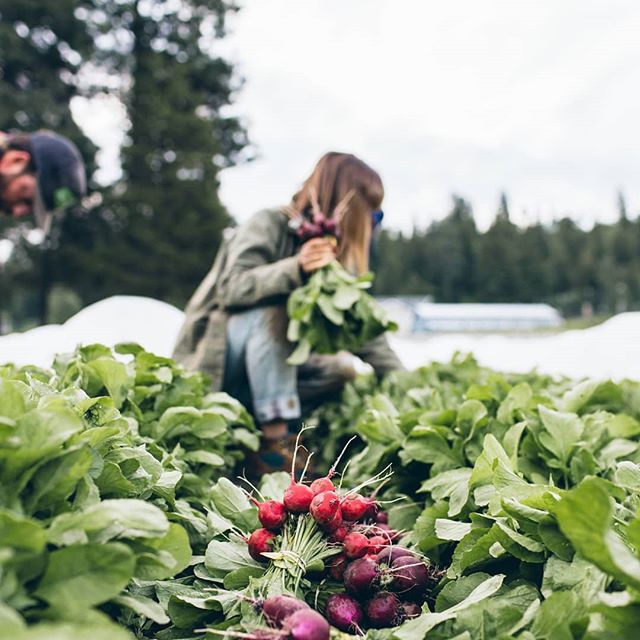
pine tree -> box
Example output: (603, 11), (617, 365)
(68, 0), (250, 307)
(475, 193), (522, 301)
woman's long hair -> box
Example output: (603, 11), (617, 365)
(291, 152), (384, 275)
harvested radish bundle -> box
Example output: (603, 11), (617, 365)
(286, 208), (397, 365)
(212, 434), (441, 636)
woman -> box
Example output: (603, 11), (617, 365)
(173, 152), (403, 472)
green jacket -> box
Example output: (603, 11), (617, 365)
(172, 207), (404, 390)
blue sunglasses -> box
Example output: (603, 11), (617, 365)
(371, 209), (384, 228)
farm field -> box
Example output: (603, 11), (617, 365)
(1, 304), (640, 639)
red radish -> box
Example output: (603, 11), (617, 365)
(310, 435), (355, 497)
(323, 509), (343, 534)
(283, 431), (314, 514)
(250, 498), (287, 532)
(328, 553), (348, 581)
(322, 218), (338, 236)
(373, 523), (401, 542)
(364, 500), (380, 520)
(375, 546), (415, 566)
(366, 592), (402, 628)
(282, 608), (330, 640)
(324, 594), (364, 633)
(310, 491), (340, 526)
(340, 494), (371, 522)
(343, 532), (370, 559)
(391, 556), (429, 600)
(283, 483), (314, 514)
(309, 477), (335, 496)
(375, 511), (389, 524)
(247, 528), (276, 562)
(367, 535), (387, 554)
(343, 557), (380, 595)
(400, 602), (422, 619)
(328, 523), (350, 543)
(262, 595), (310, 627)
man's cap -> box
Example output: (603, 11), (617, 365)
(29, 131), (87, 232)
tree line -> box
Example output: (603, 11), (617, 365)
(373, 194), (640, 316)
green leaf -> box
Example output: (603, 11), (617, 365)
(541, 554), (607, 599)
(493, 522), (546, 563)
(435, 573), (493, 612)
(420, 468), (471, 517)
(34, 543), (136, 615)
(114, 593), (170, 624)
(86, 357), (134, 408)
(210, 478), (259, 531)
(133, 523), (192, 580)
(287, 339), (312, 365)
(259, 472), (291, 501)
(204, 539), (261, 578)
(333, 285), (361, 310)
(25, 447), (93, 513)
(537, 405), (583, 466)
(223, 565), (265, 590)
(393, 574), (505, 639)
(48, 499), (169, 545)
(11, 621), (133, 640)
(530, 591), (585, 639)
(469, 435), (512, 488)
(554, 477), (640, 591)
(497, 383), (532, 424)
(183, 450), (226, 467)
(317, 294), (345, 325)
(0, 510), (46, 552)
(0, 396), (84, 483)
(435, 519), (472, 541)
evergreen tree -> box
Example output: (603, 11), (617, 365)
(67, 0), (250, 307)
(475, 193), (522, 301)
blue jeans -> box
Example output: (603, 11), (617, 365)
(223, 306), (356, 424)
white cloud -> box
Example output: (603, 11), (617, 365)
(74, 0), (640, 231)
(218, 0), (640, 230)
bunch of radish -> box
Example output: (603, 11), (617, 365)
(242, 436), (442, 635)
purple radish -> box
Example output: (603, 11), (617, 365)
(400, 602), (422, 619)
(324, 593), (364, 633)
(375, 546), (415, 566)
(391, 556), (429, 600)
(262, 595), (310, 628)
(366, 592), (402, 628)
(343, 557), (380, 595)
(282, 609), (330, 640)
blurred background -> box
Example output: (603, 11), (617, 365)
(1, 1), (639, 339)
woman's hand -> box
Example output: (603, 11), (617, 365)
(298, 237), (336, 273)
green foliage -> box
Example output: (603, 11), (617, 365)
(312, 357), (640, 638)
(287, 261), (398, 364)
(0, 344), (256, 636)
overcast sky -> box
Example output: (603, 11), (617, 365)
(74, 0), (640, 232)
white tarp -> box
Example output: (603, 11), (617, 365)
(0, 295), (638, 380)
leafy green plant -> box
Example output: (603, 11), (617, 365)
(287, 262), (398, 364)
(0, 344), (257, 638)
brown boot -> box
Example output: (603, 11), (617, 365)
(243, 423), (310, 483)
